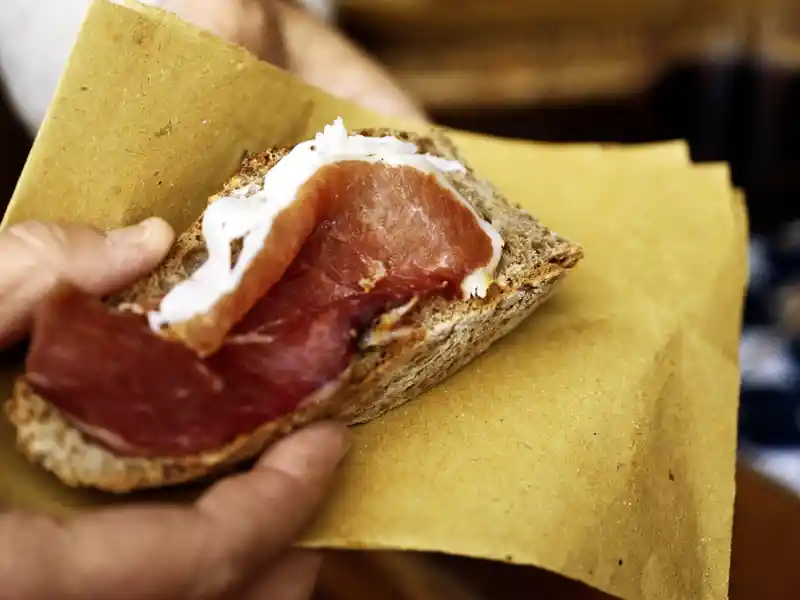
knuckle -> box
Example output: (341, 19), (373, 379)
(199, 468), (300, 524)
(8, 220), (63, 247)
(2, 222), (66, 286)
(5, 220), (73, 264)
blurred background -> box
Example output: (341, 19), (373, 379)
(3, 0), (800, 597)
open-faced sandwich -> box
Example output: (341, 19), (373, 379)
(5, 119), (582, 492)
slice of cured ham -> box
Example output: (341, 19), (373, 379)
(23, 122), (503, 457)
(148, 119), (503, 357)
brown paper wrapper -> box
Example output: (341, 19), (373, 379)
(0, 2), (746, 599)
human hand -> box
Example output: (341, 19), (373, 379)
(156, 0), (426, 120)
(0, 218), (349, 599)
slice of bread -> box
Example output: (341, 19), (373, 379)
(4, 127), (583, 493)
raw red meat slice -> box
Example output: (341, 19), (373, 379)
(24, 161), (498, 456)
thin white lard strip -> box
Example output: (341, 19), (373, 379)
(147, 118), (504, 332)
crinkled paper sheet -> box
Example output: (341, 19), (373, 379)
(0, 2), (746, 599)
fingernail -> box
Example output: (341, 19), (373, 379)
(106, 217), (174, 248)
(257, 422), (351, 482)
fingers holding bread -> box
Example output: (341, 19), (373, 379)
(6, 126), (581, 492)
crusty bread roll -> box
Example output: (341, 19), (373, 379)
(5, 127), (582, 493)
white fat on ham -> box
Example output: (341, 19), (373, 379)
(147, 118), (505, 333)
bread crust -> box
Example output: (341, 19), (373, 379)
(4, 127), (582, 492)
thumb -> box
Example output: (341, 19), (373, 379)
(0, 218), (174, 346)
(0, 423), (348, 600)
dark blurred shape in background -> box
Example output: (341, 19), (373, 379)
(340, 0), (800, 234)
(0, 93), (29, 210)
